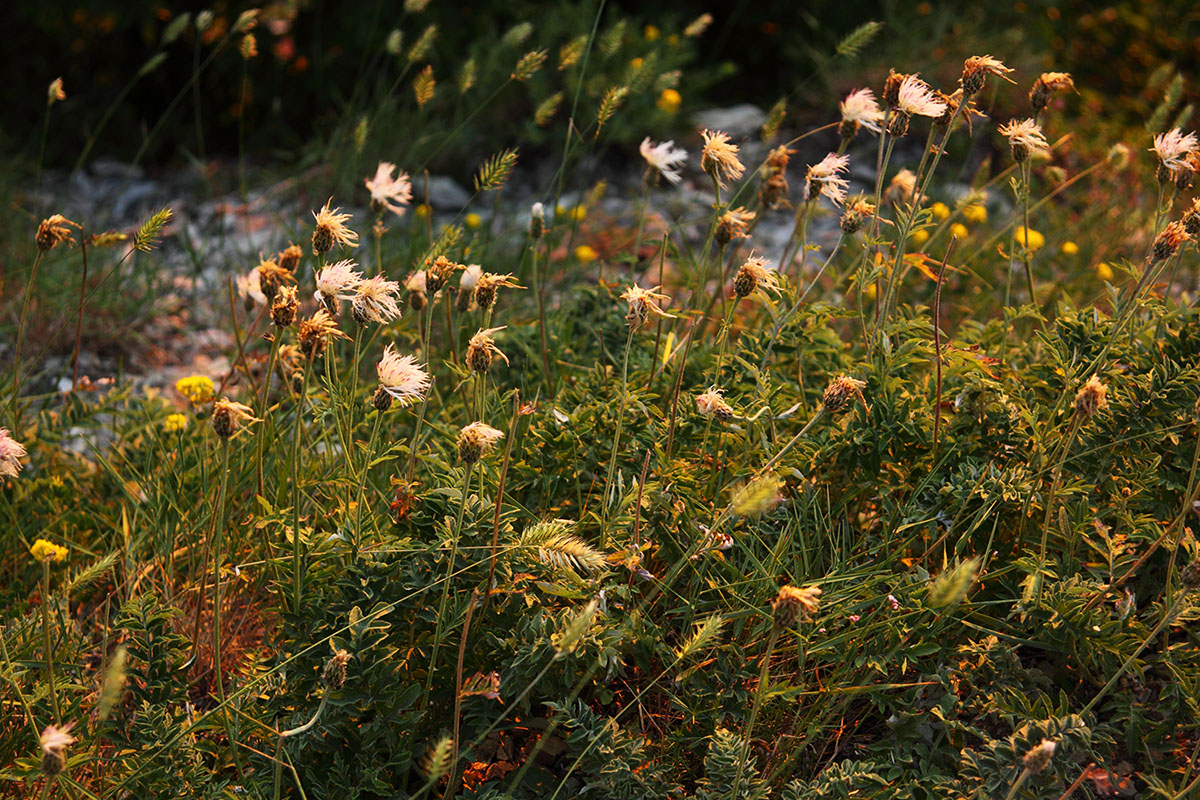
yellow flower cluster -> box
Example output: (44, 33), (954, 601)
(30, 539), (68, 563)
(164, 413), (189, 433)
(175, 375), (215, 404)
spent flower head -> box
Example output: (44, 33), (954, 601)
(1151, 128), (1198, 174)
(474, 272), (524, 311)
(0, 428), (27, 478)
(696, 386), (734, 421)
(466, 326), (510, 373)
(771, 585), (822, 628)
(376, 345), (430, 409)
(621, 285), (675, 329)
(1073, 375), (1109, 419)
(1152, 220), (1191, 263)
(959, 55), (1013, 96)
(700, 129), (745, 189)
(365, 161), (413, 216)
(315, 259), (363, 307)
(312, 200), (359, 255)
(352, 275), (403, 325)
(639, 137), (688, 185)
(1023, 739), (1057, 774)
(40, 723), (75, 777)
(896, 75), (947, 119)
(715, 207), (755, 246)
(998, 118), (1049, 163)
(458, 421), (504, 464)
(298, 309), (349, 359)
(805, 153), (851, 206)
(840, 197), (877, 234)
(212, 398), (259, 439)
(733, 254), (781, 299)
(1031, 71), (1075, 113)
(822, 375), (867, 415)
(839, 88), (884, 139)
(36, 214), (80, 252)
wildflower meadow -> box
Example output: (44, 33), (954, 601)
(3, 2), (1200, 798)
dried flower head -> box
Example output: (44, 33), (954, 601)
(297, 309), (349, 359)
(1030, 71), (1075, 113)
(237, 267), (266, 307)
(960, 55), (1013, 96)
(1152, 220), (1191, 263)
(1183, 197), (1200, 237)
(696, 386), (734, 421)
(40, 723), (75, 776)
(47, 77), (66, 106)
(474, 272), (524, 311)
(998, 118), (1049, 163)
(424, 255), (464, 294)
(1073, 375), (1109, 419)
(897, 75), (947, 119)
(30, 539), (68, 563)
(466, 326), (510, 373)
(700, 129), (745, 189)
(759, 145), (793, 208)
(277, 243), (303, 272)
(806, 153), (851, 206)
(639, 137), (688, 185)
(621, 285), (675, 329)
(885, 169), (919, 206)
(1023, 739), (1057, 774)
(458, 421), (504, 464)
(312, 199), (359, 255)
(840, 198), (877, 234)
(1152, 129), (1199, 177)
(323, 649), (352, 690)
(211, 398), (259, 439)
(315, 259), (363, 309)
(365, 161), (413, 217)
(271, 285), (299, 328)
(839, 88), (884, 139)
(374, 345), (429, 411)
(0, 429), (27, 478)
(733, 254), (781, 299)
(715, 207), (755, 246)
(256, 258), (296, 302)
(36, 214), (80, 252)
(529, 202), (546, 239)
(352, 275), (403, 325)
(771, 585), (822, 628)
(822, 375), (867, 415)
(882, 69), (910, 108)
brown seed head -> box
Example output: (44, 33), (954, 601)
(466, 326), (509, 373)
(733, 255), (781, 299)
(298, 309), (349, 359)
(278, 243), (303, 272)
(36, 214), (80, 252)
(322, 649), (352, 690)
(960, 55), (1013, 96)
(1153, 221), (1191, 263)
(257, 258), (295, 302)
(1072, 375), (1108, 419)
(840, 198), (877, 234)
(424, 255), (464, 295)
(211, 398), (259, 439)
(882, 69), (910, 108)
(1030, 72), (1074, 113)
(715, 207), (755, 246)
(474, 272), (524, 312)
(1182, 198), (1200, 237)
(457, 421), (504, 465)
(822, 375), (867, 415)
(271, 285), (299, 328)
(312, 199), (359, 255)
(771, 585), (822, 628)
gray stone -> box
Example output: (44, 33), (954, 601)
(422, 176), (472, 210)
(693, 105), (766, 139)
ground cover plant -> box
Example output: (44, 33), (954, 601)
(5, 4), (1200, 799)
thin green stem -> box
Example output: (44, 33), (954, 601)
(41, 561), (61, 723)
(425, 464), (474, 704)
(11, 251), (45, 432)
(600, 328), (635, 547)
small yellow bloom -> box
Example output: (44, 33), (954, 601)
(864, 283), (878, 300)
(465, 213), (481, 230)
(1015, 226), (1045, 251)
(175, 375), (214, 404)
(1095, 262), (1114, 281)
(949, 222), (969, 240)
(657, 88), (681, 114)
(961, 203), (987, 223)
(575, 245), (599, 262)
(630, 57), (644, 69)
(30, 539), (68, 563)
(164, 413), (188, 433)
(930, 202), (950, 220)
(910, 229), (930, 245)
(1061, 240), (1079, 255)
(667, 34), (680, 47)
(415, 203), (432, 218)
(568, 206), (587, 222)
(643, 24), (660, 41)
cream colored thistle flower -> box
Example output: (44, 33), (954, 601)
(896, 75), (947, 118)
(621, 285), (675, 329)
(376, 345), (430, 407)
(458, 421), (505, 464)
(733, 254), (781, 299)
(639, 137), (688, 184)
(236, 267), (266, 305)
(315, 260), (363, 305)
(211, 398), (260, 439)
(839, 88), (884, 135)
(805, 153), (851, 205)
(352, 275), (403, 324)
(365, 161), (413, 216)
(0, 428), (27, 478)
(696, 386), (734, 421)
(1151, 128), (1198, 173)
(998, 118), (1049, 162)
(700, 129), (745, 189)
(312, 200), (359, 254)
(40, 723), (75, 776)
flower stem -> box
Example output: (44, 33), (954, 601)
(40, 560), (61, 723)
(600, 328), (635, 548)
(425, 464), (474, 705)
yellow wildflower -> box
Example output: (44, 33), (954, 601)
(568, 206), (587, 222)
(961, 203), (987, 223)
(176, 375), (215, 404)
(949, 222), (969, 240)
(1061, 240), (1079, 255)
(575, 245), (598, 262)
(930, 202), (950, 220)
(164, 413), (188, 433)
(657, 88), (681, 114)
(910, 229), (930, 245)
(465, 212), (482, 229)
(30, 539), (68, 563)
(1015, 226), (1045, 251)
(1095, 262), (1114, 281)
(643, 24), (660, 41)
(415, 203), (432, 218)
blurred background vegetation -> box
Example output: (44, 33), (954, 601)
(4, 0), (1198, 178)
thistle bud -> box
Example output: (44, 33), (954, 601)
(455, 288), (474, 312)
(840, 199), (876, 234)
(408, 290), (427, 312)
(771, 585), (821, 628)
(822, 375), (866, 415)
(1022, 739), (1056, 774)
(886, 111), (910, 138)
(372, 386), (394, 412)
(271, 285), (299, 328)
(530, 202), (546, 239)
(322, 649), (352, 690)
(278, 243), (302, 272)
(1152, 221), (1190, 264)
(1072, 375), (1108, 419)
